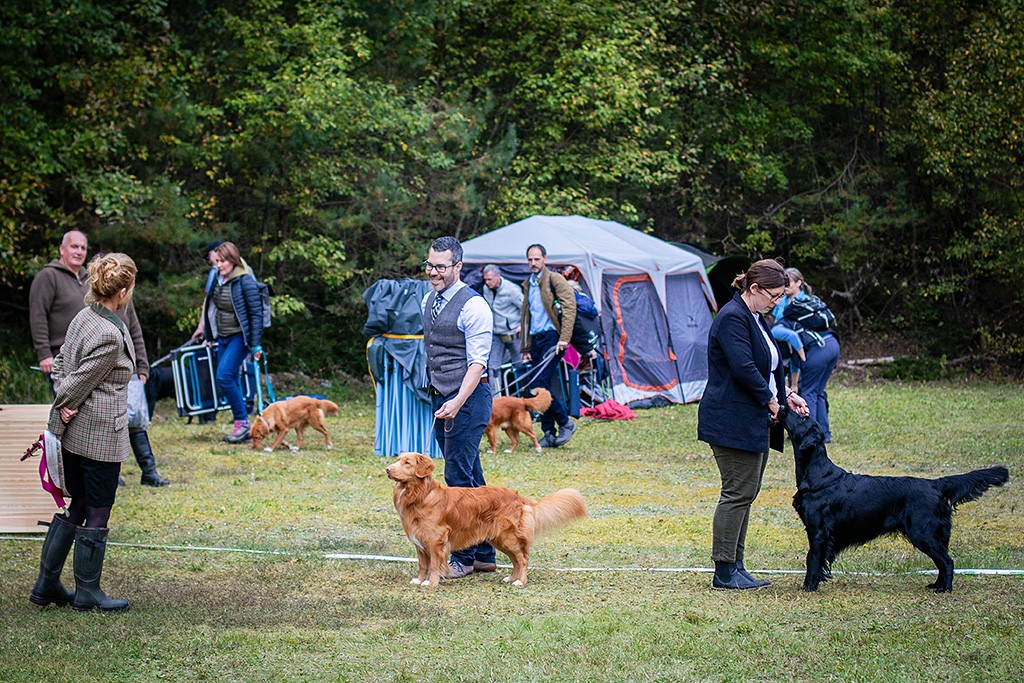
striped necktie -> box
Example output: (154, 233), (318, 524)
(431, 293), (444, 322)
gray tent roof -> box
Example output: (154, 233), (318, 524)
(461, 215), (715, 312)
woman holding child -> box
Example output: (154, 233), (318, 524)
(771, 267), (841, 443)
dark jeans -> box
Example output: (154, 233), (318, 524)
(215, 333), (249, 421)
(431, 381), (495, 566)
(801, 334), (840, 441)
(527, 329), (569, 434)
(711, 444), (769, 564)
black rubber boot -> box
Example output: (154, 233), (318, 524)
(72, 527), (129, 612)
(130, 430), (170, 487)
(736, 561), (771, 588)
(30, 515), (77, 607)
(712, 561), (763, 590)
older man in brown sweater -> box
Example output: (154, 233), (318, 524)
(29, 230), (170, 487)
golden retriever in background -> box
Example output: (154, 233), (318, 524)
(485, 388), (553, 453)
(250, 396), (339, 452)
(385, 451), (587, 587)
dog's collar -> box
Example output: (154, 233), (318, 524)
(255, 415), (269, 428)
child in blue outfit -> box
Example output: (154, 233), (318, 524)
(770, 272), (809, 391)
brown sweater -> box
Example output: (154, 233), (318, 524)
(29, 260), (150, 375)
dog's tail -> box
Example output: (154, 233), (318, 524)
(317, 399), (340, 416)
(938, 466), (1009, 508)
(533, 488), (587, 538)
(523, 388), (553, 415)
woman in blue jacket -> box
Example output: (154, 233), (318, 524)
(697, 259), (809, 590)
(202, 242), (263, 443)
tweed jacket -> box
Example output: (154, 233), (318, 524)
(519, 267), (577, 354)
(48, 304), (136, 463)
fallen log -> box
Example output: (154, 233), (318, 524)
(841, 356), (895, 367)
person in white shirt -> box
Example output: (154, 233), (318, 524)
(420, 236), (497, 578)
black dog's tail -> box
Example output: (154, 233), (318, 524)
(938, 466), (1009, 508)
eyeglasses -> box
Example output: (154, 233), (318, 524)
(758, 284), (786, 303)
(423, 260), (458, 274)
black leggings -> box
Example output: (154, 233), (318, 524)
(66, 499), (112, 528)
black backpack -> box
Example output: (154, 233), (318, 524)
(551, 280), (602, 353)
(781, 294), (835, 332)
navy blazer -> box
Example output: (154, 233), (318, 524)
(697, 292), (786, 453)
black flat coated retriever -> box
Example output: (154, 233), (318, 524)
(781, 408), (1009, 592)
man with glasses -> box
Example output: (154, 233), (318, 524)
(520, 244), (578, 448)
(420, 236), (497, 579)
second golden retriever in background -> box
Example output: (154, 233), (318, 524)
(385, 451), (587, 587)
(485, 388), (553, 453)
(250, 396), (339, 452)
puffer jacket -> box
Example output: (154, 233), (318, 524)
(203, 269), (263, 350)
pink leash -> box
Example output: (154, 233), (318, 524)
(21, 435), (68, 509)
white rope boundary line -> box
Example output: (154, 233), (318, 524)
(3, 536), (1023, 576)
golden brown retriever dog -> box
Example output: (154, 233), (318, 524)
(250, 396), (339, 452)
(485, 388), (553, 453)
(385, 451), (586, 587)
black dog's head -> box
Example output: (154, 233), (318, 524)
(779, 406), (828, 472)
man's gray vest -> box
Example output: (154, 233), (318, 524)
(423, 286), (476, 396)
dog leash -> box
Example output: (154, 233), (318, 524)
(508, 346), (559, 390)
(252, 350), (276, 414)
(426, 350), (557, 439)
(428, 415), (454, 435)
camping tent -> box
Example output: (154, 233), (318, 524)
(460, 215), (717, 404)
(672, 242), (751, 311)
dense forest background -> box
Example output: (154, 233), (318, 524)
(2, 0), (1022, 382)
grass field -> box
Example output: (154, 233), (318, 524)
(2, 380), (1023, 682)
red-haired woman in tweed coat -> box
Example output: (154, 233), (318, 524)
(30, 253), (137, 612)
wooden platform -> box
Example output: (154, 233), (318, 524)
(1, 405), (59, 533)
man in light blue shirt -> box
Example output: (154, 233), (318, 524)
(519, 244), (578, 448)
(420, 235), (496, 578)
